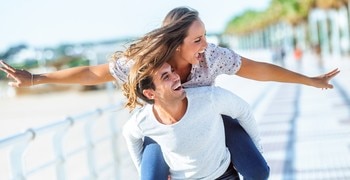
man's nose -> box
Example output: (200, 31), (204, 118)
(171, 72), (180, 81)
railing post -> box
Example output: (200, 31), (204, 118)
(52, 117), (73, 180)
(84, 109), (102, 179)
(9, 129), (35, 180)
(109, 105), (124, 180)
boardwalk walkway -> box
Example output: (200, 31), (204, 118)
(217, 51), (350, 180)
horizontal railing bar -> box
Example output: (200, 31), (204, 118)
(26, 158), (57, 176)
(0, 129), (34, 148)
(32, 118), (73, 137)
(0, 103), (123, 148)
(63, 135), (113, 160)
(25, 135), (110, 177)
(31, 106), (113, 136)
(94, 134), (112, 144)
(66, 145), (89, 159)
(26, 119), (120, 177)
(98, 162), (114, 173)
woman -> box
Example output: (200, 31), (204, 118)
(0, 6), (339, 180)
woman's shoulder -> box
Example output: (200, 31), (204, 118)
(109, 57), (134, 83)
(204, 43), (240, 61)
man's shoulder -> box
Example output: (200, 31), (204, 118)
(130, 105), (153, 124)
(185, 86), (227, 94)
(185, 86), (232, 100)
(185, 86), (212, 95)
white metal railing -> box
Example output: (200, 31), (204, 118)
(0, 102), (128, 180)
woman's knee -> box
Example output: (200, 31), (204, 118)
(142, 137), (165, 163)
(141, 137), (169, 180)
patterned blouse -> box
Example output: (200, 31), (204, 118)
(109, 43), (242, 87)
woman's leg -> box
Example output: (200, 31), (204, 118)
(222, 115), (270, 180)
(141, 137), (169, 180)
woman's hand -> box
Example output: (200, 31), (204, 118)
(0, 60), (33, 87)
(310, 68), (340, 89)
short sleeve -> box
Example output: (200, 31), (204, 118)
(109, 57), (135, 83)
(182, 43), (242, 88)
(205, 43), (242, 76)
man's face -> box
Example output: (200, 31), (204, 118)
(144, 63), (186, 105)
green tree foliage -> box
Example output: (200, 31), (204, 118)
(224, 0), (326, 35)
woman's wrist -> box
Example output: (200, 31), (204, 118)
(31, 74), (42, 86)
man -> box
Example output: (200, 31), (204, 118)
(122, 62), (262, 180)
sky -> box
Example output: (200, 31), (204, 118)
(0, 0), (270, 52)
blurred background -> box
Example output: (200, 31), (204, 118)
(1, 0), (350, 179)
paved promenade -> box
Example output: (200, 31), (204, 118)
(263, 55), (350, 180)
(217, 51), (350, 180)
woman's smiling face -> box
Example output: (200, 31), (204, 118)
(175, 18), (208, 65)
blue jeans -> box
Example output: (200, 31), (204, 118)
(140, 115), (270, 180)
(141, 137), (169, 180)
(222, 115), (270, 180)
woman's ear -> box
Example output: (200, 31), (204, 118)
(176, 45), (181, 52)
(143, 89), (155, 100)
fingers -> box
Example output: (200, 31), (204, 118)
(321, 68), (340, 82)
(0, 60), (28, 78)
(322, 68), (340, 89)
(0, 60), (16, 73)
(326, 68), (340, 78)
(8, 81), (19, 88)
(326, 84), (334, 89)
(4, 71), (20, 87)
(322, 84), (334, 90)
(1, 60), (30, 87)
(0, 60), (5, 67)
(328, 68), (339, 75)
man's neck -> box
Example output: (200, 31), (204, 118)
(152, 98), (188, 125)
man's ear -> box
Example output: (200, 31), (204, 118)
(143, 89), (155, 100)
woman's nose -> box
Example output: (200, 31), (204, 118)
(202, 36), (208, 47)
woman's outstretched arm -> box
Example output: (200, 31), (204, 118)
(236, 57), (340, 89)
(0, 60), (115, 87)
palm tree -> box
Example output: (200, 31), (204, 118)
(224, 0), (313, 34)
(314, 0), (345, 9)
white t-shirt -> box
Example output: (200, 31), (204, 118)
(109, 43), (242, 87)
(123, 86), (261, 180)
